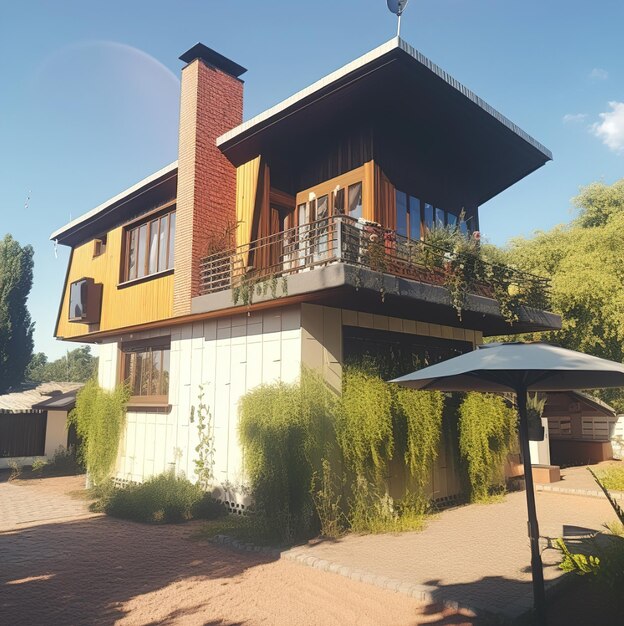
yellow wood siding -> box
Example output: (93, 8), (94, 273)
(235, 156), (261, 262)
(55, 225), (173, 339)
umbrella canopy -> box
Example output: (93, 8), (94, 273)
(391, 341), (624, 626)
(391, 342), (624, 392)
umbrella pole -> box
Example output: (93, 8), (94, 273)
(517, 386), (547, 625)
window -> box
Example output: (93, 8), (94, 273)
(93, 235), (107, 257)
(409, 196), (421, 240)
(423, 203), (434, 233)
(124, 208), (175, 282)
(435, 208), (446, 228)
(347, 182), (363, 219)
(121, 339), (170, 403)
(395, 191), (420, 239)
(69, 279), (88, 321)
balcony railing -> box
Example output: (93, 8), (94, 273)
(199, 215), (551, 312)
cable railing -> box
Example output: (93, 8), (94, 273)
(199, 215), (551, 311)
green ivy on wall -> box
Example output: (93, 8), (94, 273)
(458, 392), (517, 502)
(70, 379), (130, 485)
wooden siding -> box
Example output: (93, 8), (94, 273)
(235, 156), (261, 261)
(55, 225), (174, 339)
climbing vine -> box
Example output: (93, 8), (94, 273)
(394, 387), (444, 490)
(458, 392), (517, 502)
(337, 366), (394, 484)
(70, 379), (130, 484)
(238, 371), (335, 542)
(232, 271), (288, 306)
(190, 384), (215, 490)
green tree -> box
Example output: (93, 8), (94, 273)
(26, 346), (97, 383)
(0, 234), (35, 393)
(495, 179), (624, 410)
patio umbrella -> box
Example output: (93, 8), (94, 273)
(391, 342), (624, 626)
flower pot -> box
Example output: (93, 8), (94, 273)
(528, 424), (545, 442)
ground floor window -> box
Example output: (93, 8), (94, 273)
(120, 338), (170, 404)
(342, 325), (472, 379)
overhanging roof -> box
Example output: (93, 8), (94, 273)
(218, 38), (552, 205)
(50, 161), (178, 247)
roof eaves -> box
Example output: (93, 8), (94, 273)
(50, 161), (178, 243)
(217, 37), (552, 162)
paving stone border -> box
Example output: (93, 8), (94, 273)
(211, 533), (571, 619)
(535, 483), (624, 501)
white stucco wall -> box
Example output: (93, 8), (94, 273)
(98, 306), (302, 499)
(44, 410), (69, 457)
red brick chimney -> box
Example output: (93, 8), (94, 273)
(173, 44), (246, 315)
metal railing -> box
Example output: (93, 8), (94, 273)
(199, 215), (551, 309)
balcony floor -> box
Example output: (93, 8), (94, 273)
(192, 262), (561, 336)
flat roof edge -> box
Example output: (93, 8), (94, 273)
(50, 161), (179, 242)
(217, 37), (552, 162)
(396, 39), (552, 160)
(216, 38), (401, 148)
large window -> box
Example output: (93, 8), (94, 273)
(395, 192), (421, 240)
(121, 339), (170, 404)
(124, 209), (175, 282)
(395, 191), (467, 240)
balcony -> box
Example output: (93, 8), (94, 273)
(196, 215), (558, 334)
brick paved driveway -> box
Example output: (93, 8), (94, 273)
(0, 475), (456, 626)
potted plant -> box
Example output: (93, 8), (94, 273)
(526, 393), (546, 441)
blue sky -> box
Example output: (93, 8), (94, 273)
(1, 0), (623, 359)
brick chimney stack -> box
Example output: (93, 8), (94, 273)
(173, 44), (246, 315)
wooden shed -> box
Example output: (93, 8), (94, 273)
(544, 391), (617, 466)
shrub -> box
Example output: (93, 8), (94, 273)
(394, 386), (444, 491)
(310, 459), (345, 538)
(31, 458), (48, 473)
(98, 472), (226, 524)
(348, 476), (427, 534)
(338, 367), (394, 484)
(193, 492), (228, 520)
(70, 379), (130, 484)
(238, 372), (335, 543)
(597, 466), (624, 492)
(8, 460), (21, 481)
(458, 393), (517, 502)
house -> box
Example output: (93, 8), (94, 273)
(0, 382), (82, 469)
(50, 38), (560, 507)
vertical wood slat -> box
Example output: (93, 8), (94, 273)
(0, 413), (47, 457)
(235, 156), (262, 264)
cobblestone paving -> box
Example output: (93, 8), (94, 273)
(283, 490), (618, 618)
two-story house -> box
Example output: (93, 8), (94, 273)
(52, 38), (560, 509)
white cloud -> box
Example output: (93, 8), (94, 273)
(592, 102), (624, 153)
(562, 113), (587, 124)
(589, 67), (609, 80)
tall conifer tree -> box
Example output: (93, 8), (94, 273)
(0, 234), (35, 392)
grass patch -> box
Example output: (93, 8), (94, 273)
(91, 472), (227, 524)
(30, 447), (85, 477)
(193, 514), (283, 546)
(597, 466), (624, 492)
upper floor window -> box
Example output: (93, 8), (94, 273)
(396, 192), (421, 240)
(124, 209), (175, 282)
(396, 191), (467, 240)
(93, 235), (107, 257)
